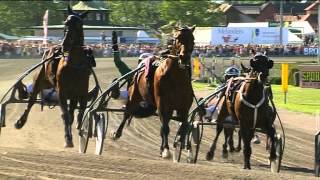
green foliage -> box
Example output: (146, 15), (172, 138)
(223, 0), (304, 3)
(108, 1), (162, 29)
(0, 1), (224, 36)
(0, 1), (65, 35)
(109, 0), (223, 32)
(272, 85), (320, 114)
(270, 77), (281, 85)
(159, 1), (223, 28)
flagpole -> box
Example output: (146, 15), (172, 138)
(318, 1), (320, 64)
(280, 0), (283, 56)
(43, 10), (49, 48)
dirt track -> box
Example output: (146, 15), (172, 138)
(0, 58), (318, 179)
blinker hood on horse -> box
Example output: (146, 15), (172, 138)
(208, 53), (276, 170)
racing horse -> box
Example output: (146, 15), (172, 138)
(207, 54), (275, 169)
(14, 6), (90, 148)
(113, 25), (196, 158)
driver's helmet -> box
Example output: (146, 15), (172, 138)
(138, 53), (153, 64)
(224, 66), (240, 80)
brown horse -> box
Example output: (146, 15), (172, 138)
(113, 26), (195, 158)
(14, 6), (90, 148)
(208, 54), (275, 169)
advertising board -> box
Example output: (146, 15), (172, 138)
(212, 27), (288, 45)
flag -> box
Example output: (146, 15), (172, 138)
(43, 10), (49, 46)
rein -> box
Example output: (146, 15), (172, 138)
(238, 78), (266, 129)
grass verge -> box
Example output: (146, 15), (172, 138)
(192, 82), (319, 114)
(272, 85), (320, 115)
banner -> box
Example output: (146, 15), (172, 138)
(43, 10), (49, 46)
(281, 63), (289, 92)
(299, 65), (320, 89)
(304, 48), (319, 56)
(212, 27), (288, 45)
(212, 27), (250, 45)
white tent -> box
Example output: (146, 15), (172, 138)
(137, 30), (150, 38)
(288, 31), (303, 44)
(290, 21), (315, 35)
(136, 30), (160, 44)
(193, 27), (213, 46)
(228, 22), (268, 27)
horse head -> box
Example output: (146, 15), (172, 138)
(172, 25), (195, 65)
(241, 54), (273, 83)
(62, 5), (88, 48)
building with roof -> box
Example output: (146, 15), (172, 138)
(300, 0), (319, 32)
(66, 0), (111, 26)
(30, 0), (158, 44)
(217, 1), (318, 32)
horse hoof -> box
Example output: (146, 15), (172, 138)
(162, 148), (171, 159)
(14, 121), (23, 129)
(112, 132), (121, 141)
(206, 151), (214, 161)
(64, 141), (74, 148)
(222, 151), (228, 159)
(235, 147), (241, 152)
(187, 150), (194, 163)
(229, 146), (235, 153)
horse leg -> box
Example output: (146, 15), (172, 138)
(76, 98), (87, 130)
(177, 110), (188, 149)
(15, 72), (44, 129)
(222, 129), (229, 159)
(235, 130), (242, 152)
(241, 128), (254, 169)
(160, 112), (171, 158)
(206, 123), (223, 160)
(227, 127), (236, 153)
(68, 100), (77, 126)
(60, 98), (73, 148)
(267, 125), (276, 161)
(113, 111), (131, 140)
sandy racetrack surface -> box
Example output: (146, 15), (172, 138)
(0, 58), (318, 179)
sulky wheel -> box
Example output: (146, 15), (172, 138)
(186, 111), (203, 164)
(79, 110), (93, 154)
(270, 133), (283, 173)
(0, 104), (4, 134)
(95, 112), (109, 155)
(314, 131), (320, 177)
(173, 122), (183, 163)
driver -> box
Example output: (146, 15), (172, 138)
(203, 66), (241, 121)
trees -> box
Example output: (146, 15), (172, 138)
(109, 0), (223, 33)
(0, 1), (225, 36)
(108, 1), (162, 29)
(0, 1), (64, 35)
(159, 1), (223, 27)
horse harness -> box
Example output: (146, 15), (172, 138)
(226, 77), (270, 129)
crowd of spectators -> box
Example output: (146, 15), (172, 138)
(0, 40), (318, 59)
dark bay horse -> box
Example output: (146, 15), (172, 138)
(14, 6), (90, 148)
(208, 54), (275, 169)
(205, 94), (240, 161)
(113, 26), (195, 158)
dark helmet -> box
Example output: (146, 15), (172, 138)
(224, 66), (240, 77)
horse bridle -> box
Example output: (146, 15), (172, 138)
(62, 15), (85, 51)
(170, 30), (193, 69)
